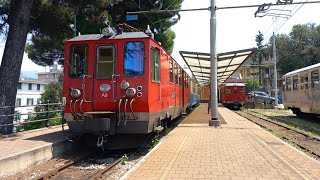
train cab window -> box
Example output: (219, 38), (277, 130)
(96, 46), (115, 79)
(124, 42), (144, 77)
(151, 47), (160, 82)
(240, 87), (245, 94)
(68, 44), (88, 78)
(305, 75), (309, 89)
(175, 63), (178, 85)
(286, 77), (291, 91)
(169, 59), (173, 83)
(311, 70), (319, 88)
(234, 87), (238, 94)
(226, 87), (231, 94)
(293, 75), (298, 90)
(300, 75), (304, 89)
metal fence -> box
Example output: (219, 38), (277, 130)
(0, 102), (63, 132)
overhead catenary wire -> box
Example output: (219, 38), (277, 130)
(262, 0), (308, 44)
(130, 0), (166, 43)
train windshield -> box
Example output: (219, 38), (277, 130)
(124, 42), (144, 77)
(96, 46), (115, 79)
(68, 44), (88, 78)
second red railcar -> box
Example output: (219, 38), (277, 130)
(219, 83), (246, 109)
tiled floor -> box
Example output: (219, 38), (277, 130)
(125, 104), (320, 180)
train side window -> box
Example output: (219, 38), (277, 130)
(151, 47), (160, 83)
(286, 77), (291, 91)
(240, 87), (245, 94)
(169, 59), (173, 83)
(234, 87), (238, 94)
(179, 68), (182, 86)
(300, 75), (304, 89)
(305, 75), (308, 89)
(311, 70), (319, 88)
(124, 42), (144, 77)
(175, 63), (178, 85)
(96, 46), (115, 79)
(68, 44), (88, 78)
(226, 87), (231, 94)
(293, 75), (298, 90)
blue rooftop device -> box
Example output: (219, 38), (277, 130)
(126, 15), (139, 21)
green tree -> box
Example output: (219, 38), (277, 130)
(0, 0), (115, 134)
(255, 31), (264, 86)
(18, 79), (63, 131)
(275, 23), (320, 74)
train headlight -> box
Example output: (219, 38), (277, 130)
(70, 88), (81, 98)
(126, 88), (136, 97)
(121, 80), (130, 90)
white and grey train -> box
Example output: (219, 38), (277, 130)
(283, 63), (320, 117)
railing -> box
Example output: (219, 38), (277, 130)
(0, 102), (63, 133)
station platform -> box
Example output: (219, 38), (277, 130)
(0, 125), (75, 176)
(123, 104), (320, 179)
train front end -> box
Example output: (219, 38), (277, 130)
(62, 32), (155, 148)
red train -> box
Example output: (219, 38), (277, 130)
(62, 26), (190, 148)
(219, 83), (246, 109)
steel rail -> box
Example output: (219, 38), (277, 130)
(36, 152), (94, 180)
(87, 157), (122, 180)
(235, 110), (320, 158)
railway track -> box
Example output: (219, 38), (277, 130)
(235, 110), (320, 160)
(35, 151), (126, 180)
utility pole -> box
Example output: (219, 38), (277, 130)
(273, 32), (278, 106)
(209, 0), (220, 127)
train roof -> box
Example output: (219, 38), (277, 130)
(283, 63), (320, 77)
(67, 32), (150, 42)
(223, 83), (246, 87)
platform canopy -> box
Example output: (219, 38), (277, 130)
(180, 48), (256, 86)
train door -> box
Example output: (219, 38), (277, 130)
(92, 44), (118, 111)
(182, 72), (185, 111)
(174, 63), (178, 116)
(66, 44), (93, 112)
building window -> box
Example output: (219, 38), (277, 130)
(14, 111), (21, 122)
(169, 59), (173, 83)
(37, 84), (41, 91)
(69, 44), (88, 78)
(17, 83), (22, 90)
(150, 47), (160, 82)
(16, 98), (21, 106)
(293, 75), (298, 90)
(286, 77), (291, 91)
(311, 70), (319, 88)
(27, 98), (34, 105)
(28, 83), (32, 90)
(124, 42), (144, 77)
(96, 46), (115, 79)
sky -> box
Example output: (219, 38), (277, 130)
(1, 0), (320, 73)
(171, 0), (320, 67)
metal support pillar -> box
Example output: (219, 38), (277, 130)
(209, 0), (221, 127)
(273, 32), (278, 106)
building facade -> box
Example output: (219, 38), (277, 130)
(15, 79), (47, 122)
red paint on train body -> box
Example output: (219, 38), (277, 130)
(220, 83), (246, 109)
(62, 32), (190, 138)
